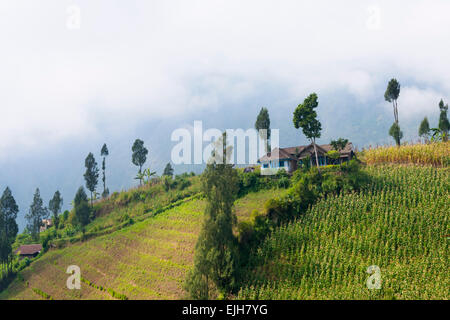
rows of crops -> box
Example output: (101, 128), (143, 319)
(237, 166), (449, 299)
(360, 142), (449, 166)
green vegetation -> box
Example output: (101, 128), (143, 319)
(32, 287), (53, 300)
(237, 165), (449, 299)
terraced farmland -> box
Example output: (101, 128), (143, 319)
(0, 189), (282, 300)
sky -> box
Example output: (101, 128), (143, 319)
(0, 0), (449, 230)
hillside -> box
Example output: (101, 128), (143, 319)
(2, 143), (449, 300)
(0, 189), (284, 300)
(237, 166), (449, 299)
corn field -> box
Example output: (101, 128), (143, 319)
(237, 166), (449, 299)
(360, 142), (449, 167)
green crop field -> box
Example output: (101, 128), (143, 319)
(237, 166), (449, 299)
(0, 189), (282, 300)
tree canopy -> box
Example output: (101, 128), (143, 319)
(418, 117), (430, 141)
(384, 78), (402, 145)
(48, 191), (63, 229)
(163, 163), (174, 177)
(293, 93), (322, 169)
(255, 107), (271, 152)
(101, 143), (109, 198)
(73, 187), (91, 227)
(330, 138), (349, 152)
(389, 122), (403, 146)
(84, 152), (99, 206)
(25, 188), (49, 241)
(438, 99), (449, 141)
(0, 187), (19, 275)
(132, 139), (148, 184)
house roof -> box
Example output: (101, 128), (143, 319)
(258, 147), (297, 162)
(15, 244), (43, 255)
(258, 142), (353, 162)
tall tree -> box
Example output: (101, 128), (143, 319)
(185, 132), (239, 299)
(73, 187), (90, 227)
(25, 188), (49, 241)
(384, 78), (401, 123)
(48, 191), (63, 230)
(384, 78), (402, 146)
(293, 93), (322, 171)
(101, 143), (109, 198)
(418, 117), (430, 143)
(0, 187), (19, 275)
(163, 163), (174, 177)
(438, 99), (449, 142)
(255, 107), (271, 153)
(132, 139), (148, 185)
(83, 152), (99, 206)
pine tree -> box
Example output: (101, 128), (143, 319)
(255, 107), (271, 153)
(101, 143), (109, 198)
(25, 188), (49, 241)
(163, 163), (174, 177)
(438, 99), (449, 141)
(418, 117), (430, 143)
(48, 191), (63, 230)
(0, 187), (19, 275)
(184, 132), (239, 299)
(83, 152), (99, 206)
(73, 187), (91, 227)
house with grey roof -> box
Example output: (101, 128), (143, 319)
(258, 142), (354, 175)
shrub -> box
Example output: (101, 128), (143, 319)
(277, 176), (290, 189)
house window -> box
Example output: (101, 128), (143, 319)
(263, 163), (268, 168)
(279, 160), (285, 167)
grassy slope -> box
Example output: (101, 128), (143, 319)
(237, 166), (449, 299)
(1, 189), (284, 300)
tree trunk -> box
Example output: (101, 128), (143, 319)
(393, 100), (399, 124)
(312, 139), (320, 172)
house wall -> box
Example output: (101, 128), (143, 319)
(260, 159), (293, 175)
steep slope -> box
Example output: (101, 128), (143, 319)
(1, 189), (283, 300)
(237, 166), (449, 299)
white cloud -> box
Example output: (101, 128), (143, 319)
(1, 0), (450, 158)
(396, 87), (447, 119)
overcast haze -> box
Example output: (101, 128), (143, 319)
(1, 0), (449, 230)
